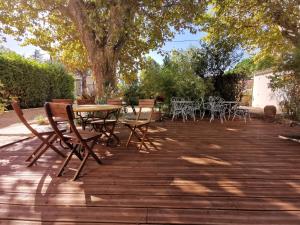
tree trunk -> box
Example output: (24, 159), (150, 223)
(90, 50), (118, 98)
(61, 0), (133, 98)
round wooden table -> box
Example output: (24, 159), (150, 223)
(73, 104), (123, 146)
(73, 104), (122, 113)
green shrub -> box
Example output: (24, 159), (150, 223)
(139, 56), (212, 105)
(0, 51), (74, 108)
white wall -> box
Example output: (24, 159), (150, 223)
(75, 76), (95, 96)
(252, 70), (283, 112)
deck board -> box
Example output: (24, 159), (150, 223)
(0, 119), (300, 224)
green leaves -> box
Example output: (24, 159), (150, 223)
(200, 0), (299, 59)
(0, 51), (74, 108)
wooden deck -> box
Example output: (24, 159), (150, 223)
(0, 119), (300, 224)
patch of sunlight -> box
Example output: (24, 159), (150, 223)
(0, 159), (10, 166)
(226, 128), (240, 132)
(148, 127), (167, 133)
(171, 178), (212, 194)
(104, 150), (114, 157)
(218, 179), (244, 196)
(165, 137), (177, 142)
(180, 156), (231, 166)
(153, 141), (162, 146)
(208, 144), (222, 149)
(139, 149), (150, 154)
(91, 195), (104, 202)
(40, 175), (54, 194)
(286, 182), (300, 193)
(266, 198), (300, 216)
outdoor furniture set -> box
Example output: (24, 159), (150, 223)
(171, 96), (251, 123)
(12, 98), (156, 180)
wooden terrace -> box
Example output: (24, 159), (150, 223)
(0, 119), (300, 224)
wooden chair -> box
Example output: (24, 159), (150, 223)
(122, 99), (156, 150)
(52, 99), (74, 123)
(52, 99), (73, 104)
(45, 102), (102, 180)
(11, 101), (66, 167)
(90, 98), (122, 146)
(77, 98), (95, 105)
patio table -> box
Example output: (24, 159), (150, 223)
(73, 104), (122, 145)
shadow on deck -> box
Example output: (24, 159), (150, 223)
(0, 119), (300, 224)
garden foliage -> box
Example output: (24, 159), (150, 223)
(0, 51), (74, 109)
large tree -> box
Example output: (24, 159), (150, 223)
(201, 0), (300, 57)
(0, 0), (207, 97)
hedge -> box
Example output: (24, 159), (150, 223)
(0, 51), (74, 109)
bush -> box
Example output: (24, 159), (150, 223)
(139, 55), (212, 105)
(212, 72), (247, 101)
(0, 51), (74, 108)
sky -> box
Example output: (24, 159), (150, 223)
(3, 29), (206, 64)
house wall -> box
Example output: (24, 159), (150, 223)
(252, 69), (283, 112)
(74, 76), (95, 96)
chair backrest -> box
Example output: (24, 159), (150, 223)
(77, 98), (95, 105)
(136, 99), (155, 121)
(45, 102), (84, 143)
(12, 101), (39, 136)
(171, 97), (184, 102)
(45, 102), (70, 140)
(52, 99), (73, 104)
(107, 98), (123, 106)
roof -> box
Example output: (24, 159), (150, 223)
(253, 68), (274, 77)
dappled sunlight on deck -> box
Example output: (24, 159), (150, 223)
(171, 178), (212, 194)
(0, 119), (300, 224)
(180, 155), (231, 166)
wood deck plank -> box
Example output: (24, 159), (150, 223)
(0, 119), (299, 224)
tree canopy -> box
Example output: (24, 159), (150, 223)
(201, 0), (300, 58)
(0, 0), (208, 97)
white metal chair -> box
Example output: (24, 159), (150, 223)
(208, 96), (226, 123)
(232, 104), (251, 123)
(183, 102), (196, 122)
(171, 97), (186, 122)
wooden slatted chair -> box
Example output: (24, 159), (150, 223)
(45, 102), (102, 180)
(77, 98), (95, 105)
(52, 99), (73, 104)
(90, 98), (122, 145)
(11, 101), (66, 167)
(122, 99), (156, 150)
(51, 99), (74, 123)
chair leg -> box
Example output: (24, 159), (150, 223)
(57, 145), (79, 177)
(232, 113), (236, 121)
(172, 114), (175, 121)
(201, 111), (205, 120)
(210, 113), (214, 123)
(104, 123), (120, 146)
(126, 127), (135, 148)
(48, 135), (66, 158)
(131, 128), (148, 150)
(138, 126), (148, 150)
(25, 141), (45, 162)
(27, 133), (58, 167)
(73, 152), (90, 181)
(86, 140), (102, 164)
